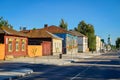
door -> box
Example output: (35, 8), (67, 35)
(42, 41), (51, 56)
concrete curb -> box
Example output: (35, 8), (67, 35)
(0, 68), (33, 80)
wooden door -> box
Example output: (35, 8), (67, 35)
(42, 41), (51, 56)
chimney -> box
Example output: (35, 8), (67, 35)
(44, 24), (48, 28)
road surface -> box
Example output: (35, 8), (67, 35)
(17, 51), (120, 80)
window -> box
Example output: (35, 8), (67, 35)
(15, 39), (19, 51)
(8, 38), (12, 52)
(22, 39), (26, 51)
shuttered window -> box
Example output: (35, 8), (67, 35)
(22, 39), (26, 51)
(8, 38), (12, 52)
(15, 39), (19, 51)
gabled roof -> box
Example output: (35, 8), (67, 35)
(69, 30), (87, 38)
(21, 29), (62, 40)
(0, 28), (4, 34)
(0, 26), (28, 37)
(43, 25), (70, 34)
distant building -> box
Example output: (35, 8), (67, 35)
(96, 36), (101, 53)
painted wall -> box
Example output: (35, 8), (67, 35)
(0, 44), (5, 60)
(66, 34), (78, 54)
(72, 35), (78, 54)
(78, 36), (88, 52)
(55, 33), (66, 54)
(42, 41), (51, 56)
(55, 33), (78, 54)
(4, 36), (28, 58)
(96, 36), (101, 52)
(52, 38), (62, 55)
(28, 45), (42, 57)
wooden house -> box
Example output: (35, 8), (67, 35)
(0, 26), (28, 60)
(69, 30), (89, 53)
(22, 29), (63, 56)
(43, 25), (78, 54)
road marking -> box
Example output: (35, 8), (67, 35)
(70, 54), (120, 80)
(70, 61), (100, 80)
(70, 65), (92, 80)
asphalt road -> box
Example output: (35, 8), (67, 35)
(17, 51), (120, 80)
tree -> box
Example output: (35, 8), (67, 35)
(116, 37), (120, 49)
(75, 20), (96, 51)
(59, 19), (68, 30)
(77, 21), (87, 35)
(0, 17), (13, 28)
(32, 28), (36, 30)
(101, 39), (105, 43)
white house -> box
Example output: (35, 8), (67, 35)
(96, 36), (101, 53)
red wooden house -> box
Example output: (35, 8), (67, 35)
(0, 26), (28, 60)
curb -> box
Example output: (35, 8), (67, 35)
(0, 68), (33, 80)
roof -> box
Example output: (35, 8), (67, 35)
(22, 29), (62, 40)
(0, 26), (28, 37)
(69, 30), (87, 37)
(0, 28), (4, 34)
(43, 25), (70, 34)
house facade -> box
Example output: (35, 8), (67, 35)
(67, 32), (78, 54)
(0, 26), (28, 60)
(43, 25), (78, 54)
(96, 36), (101, 53)
(70, 31), (88, 53)
(22, 29), (62, 56)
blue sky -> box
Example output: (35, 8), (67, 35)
(1, 0), (120, 44)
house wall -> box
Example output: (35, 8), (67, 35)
(28, 45), (42, 57)
(83, 37), (88, 52)
(96, 36), (101, 52)
(4, 36), (28, 58)
(55, 33), (78, 54)
(42, 41), (52, 56)
(52, 38), (62, 55)
(0, 44), (5, 60)
(78, 37), (83, 52)
(28, 38), (52, 56)
(78, 36), (88, 53)
(55, 33), (66, 54)
(71, 35), (78, 54)
(66, 34), (78, 54)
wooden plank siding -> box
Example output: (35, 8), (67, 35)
(4, 36), (28, 58)
(0, 44), (5, 60)
(42, 41), (51, 56)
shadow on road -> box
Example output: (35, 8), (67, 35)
(72, 60), (120, 65)
(0, 61), (120, 80)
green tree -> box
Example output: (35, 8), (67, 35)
(75, 20), (96, 51)
(116, 37), (120, 49)
(32, 28), (36, 30)
(59, 19), (68, 30)
(0, 17), (13, 28)
(101, 39), (105, 43)
(77, 21), (88, 35)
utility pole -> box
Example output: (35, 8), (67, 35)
(107, 34), (111, 51)
(108, 34), (111, 45)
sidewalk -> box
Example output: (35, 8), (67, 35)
(0, 52), (103, 80)
(2, 52), (103, 65)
